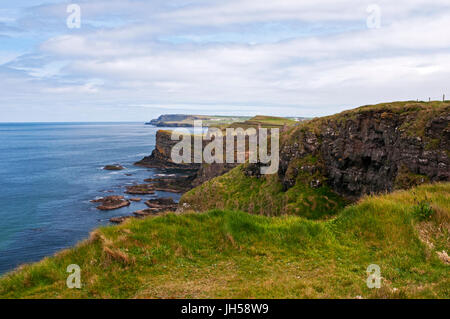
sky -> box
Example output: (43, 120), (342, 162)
(1, 0), (450, 122)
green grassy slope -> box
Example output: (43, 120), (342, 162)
(180, 163), (347, 219)
(0, 183), (448, 299)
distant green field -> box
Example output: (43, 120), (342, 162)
(148, 115), (252, 127)
(211, 115), (301, 130)
(149, 114), (304, 128)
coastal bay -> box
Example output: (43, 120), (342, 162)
(0, 122), (181, 275)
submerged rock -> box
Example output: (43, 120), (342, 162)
(103, 164), (125, 170)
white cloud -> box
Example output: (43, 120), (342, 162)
(2, 0), (450, 121)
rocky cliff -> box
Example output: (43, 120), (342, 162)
(135, 129), (239, 187)
(180, 101), (449, 218)
(277, 101), (450, 199)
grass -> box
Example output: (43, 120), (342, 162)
(0, 183), (448, 299)
(246, 115), (298, 126)
(180, 163), (347, 219)
(212, 115), (297, 130)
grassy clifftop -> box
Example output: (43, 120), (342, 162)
(286, 101), (450, 142)
(0, 183), (448, 299)
(212, 115), (299, 130)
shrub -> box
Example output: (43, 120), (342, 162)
(412, 201), (435, 221)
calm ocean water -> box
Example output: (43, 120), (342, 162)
(0, 122), (181, 275)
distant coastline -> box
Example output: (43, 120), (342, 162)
(145, 114), (252, 127)
(145, 114), (308, 127)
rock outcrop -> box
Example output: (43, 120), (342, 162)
(103, 164), (125, 170)
(144, 176), (195, 193)
(135, 129), (240, 190)
(145, 198), (178, 211)
(135, 130), (201, 170)
(91, 196), (131, 210)
(125, 184), (155, 195)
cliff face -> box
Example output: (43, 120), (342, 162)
(141, 102), (449, 201)
(135, 130), (201, 170)
(191, 163), (238, 187)
(135, 129), (239, 186)
(278, 102), (450, 199)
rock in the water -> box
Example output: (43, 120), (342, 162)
(103, 164), (125, 170)
(133, 208), (160, 217)
(144, 198), (178, 211)
(91, 196), (130, 210)
(144, 177), (193, 193)
(129, 197), (142, 202)
(125, 184), (155, 195)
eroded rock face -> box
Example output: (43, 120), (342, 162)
(91, 196), (131, 210)
(279, 104), (450, 199)
(135, 130), (201, 170)
(135, 129), (239, 190)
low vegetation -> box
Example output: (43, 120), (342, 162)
(0, 183), (448, 299)
(181, 163), (347, 219)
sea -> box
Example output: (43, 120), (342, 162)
(0, 122), (181, 275)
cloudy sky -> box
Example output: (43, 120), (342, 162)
(1, 0), (450, 122)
